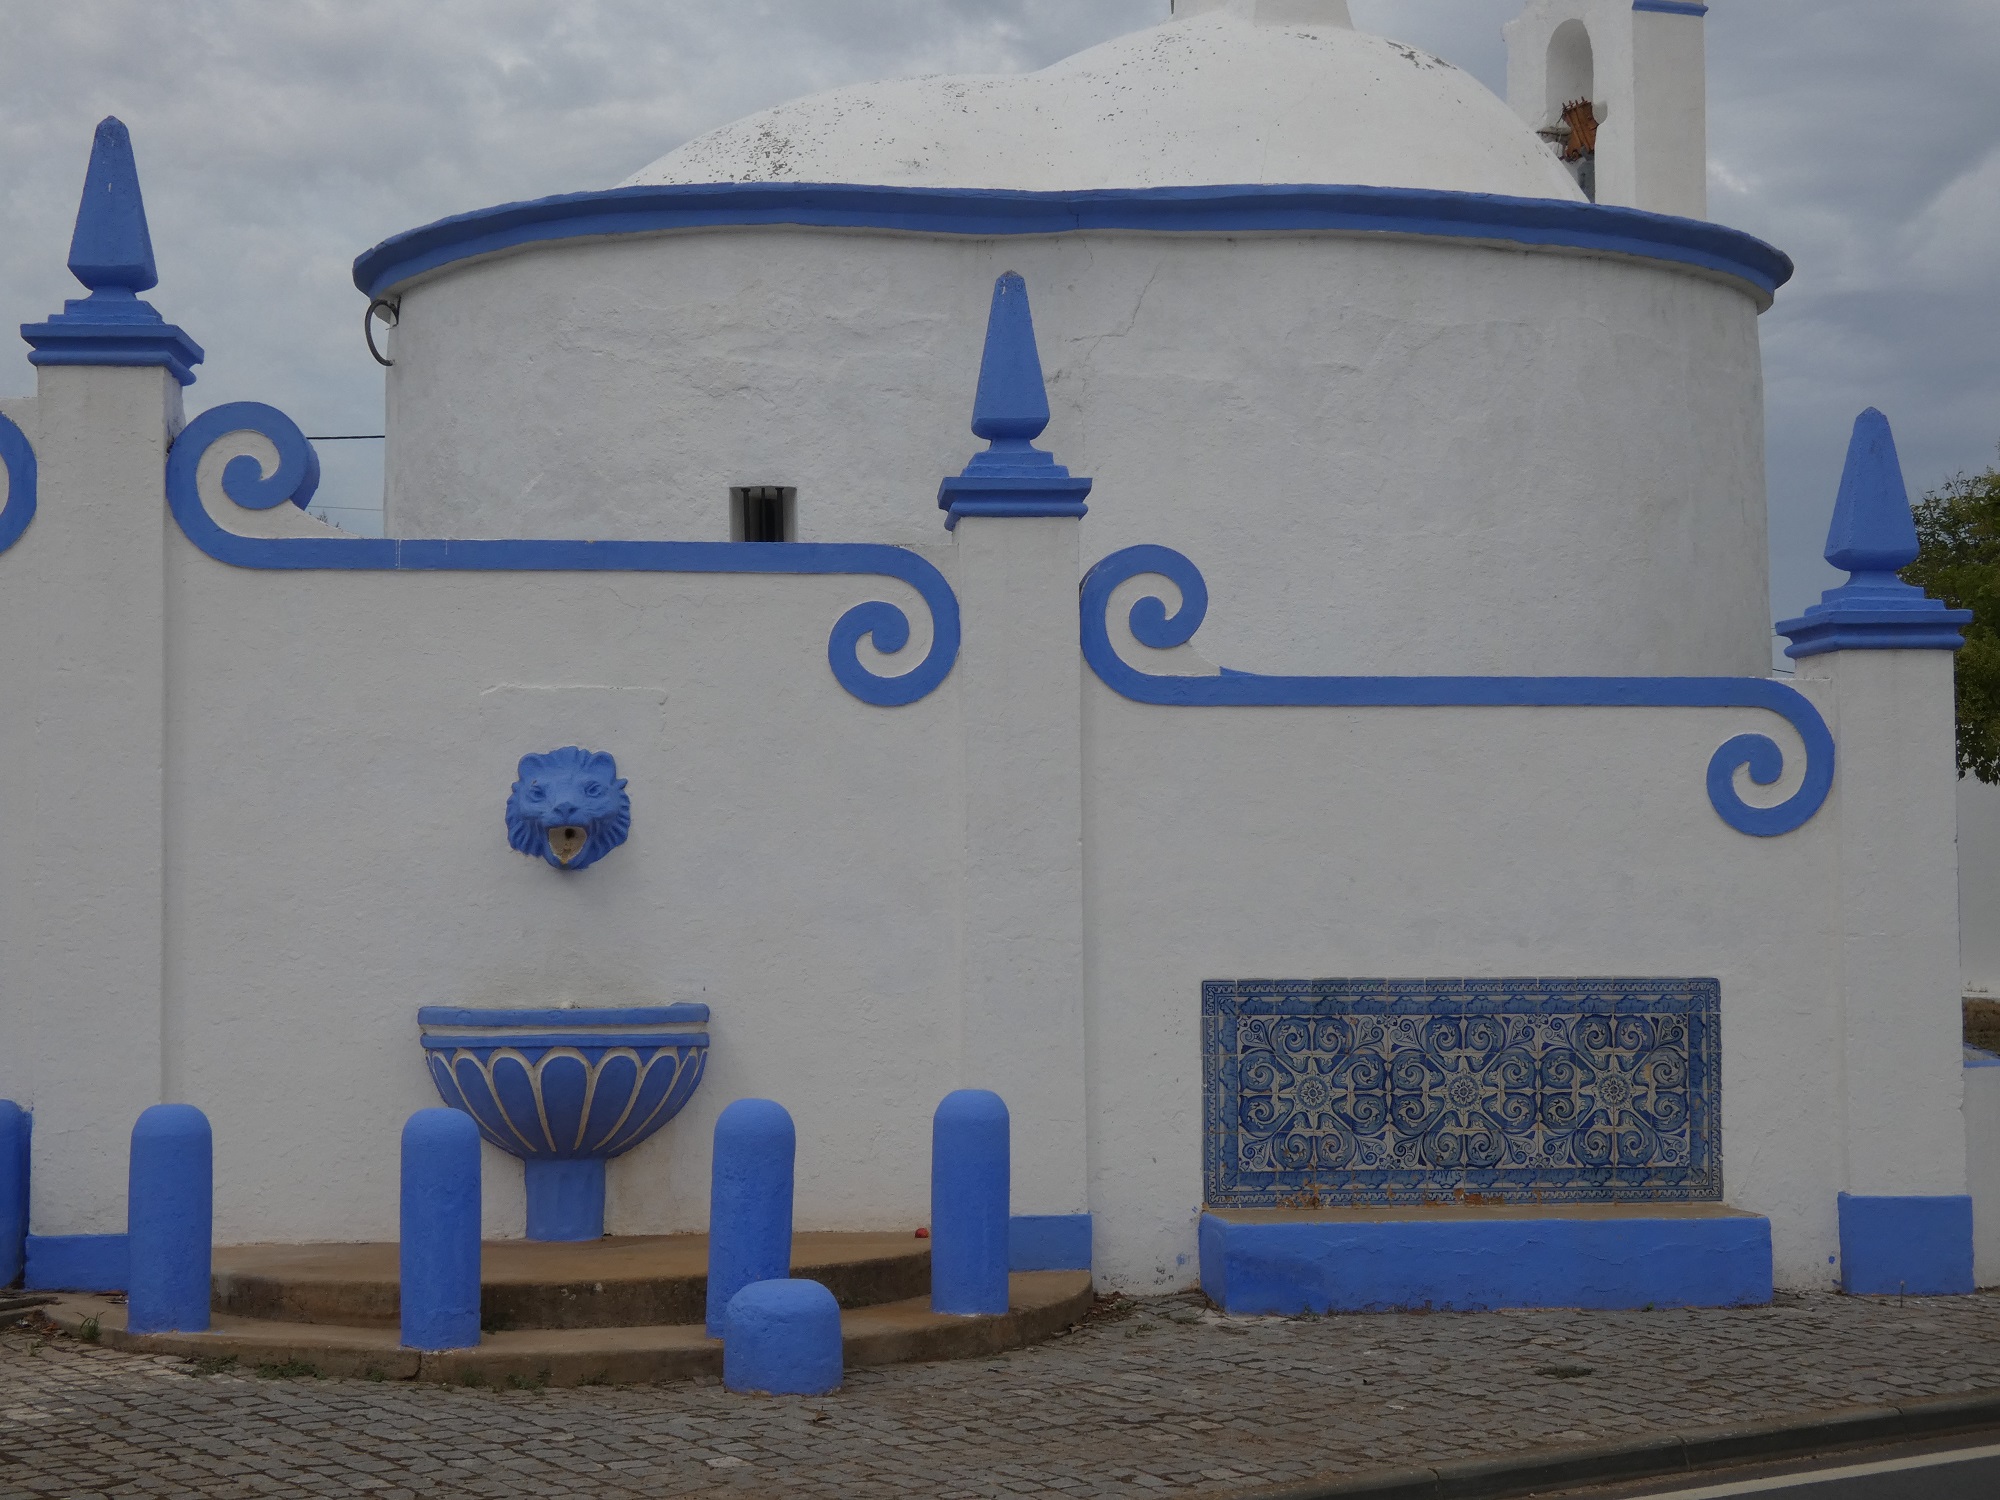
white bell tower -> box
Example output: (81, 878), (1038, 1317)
(1505, 0), (1710, 219)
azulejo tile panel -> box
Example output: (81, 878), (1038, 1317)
(1203, 979), (1721, 1208)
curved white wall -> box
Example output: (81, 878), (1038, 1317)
(384, 228), (1773, 678)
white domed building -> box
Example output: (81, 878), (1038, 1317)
(0, 0), (1984, 1357)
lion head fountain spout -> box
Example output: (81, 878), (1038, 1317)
(418, 1006), (709, 1241)
(506, 747), (630, 871)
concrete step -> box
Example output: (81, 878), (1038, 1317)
(212, 1231), (929, 1330)
(45, 1270), (1094, 1387)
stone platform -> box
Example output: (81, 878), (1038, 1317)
(43, 1231), (1091, 1385)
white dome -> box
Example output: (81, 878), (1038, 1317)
(622, 3), (1583, 201)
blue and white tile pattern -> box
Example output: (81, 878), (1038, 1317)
(1203, 978), (1721, 1207)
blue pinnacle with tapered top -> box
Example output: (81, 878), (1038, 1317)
(21, 117), (203, 384)
(1776, 407), (1970, 657)
(938, 272), (1091, 531)
(69, 118), (159, 295)
(1822, 408), (1919, 577)
(970, 273), (1052, 442)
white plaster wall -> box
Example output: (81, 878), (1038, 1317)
(1080, 669), (1851, 1291)
(1966, 1060), (2000, 1286)
(1962, 778), (2000, 1001)
(1, 370), (1964, 1298)
(953, 516), (1088, 1220)
(158, 473), (964, 1243)
(0, 367), (181, 1237)
(384, 228), (1772, 679)
(1806, 649), (1967, 1203)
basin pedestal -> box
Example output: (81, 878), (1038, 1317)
(525, 1159), (608, 1242)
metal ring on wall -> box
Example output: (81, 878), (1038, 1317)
(364, 297), (399, 367)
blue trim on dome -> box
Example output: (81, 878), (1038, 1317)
(352, 183), (1793, 305)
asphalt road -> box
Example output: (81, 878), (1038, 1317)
(1608, 1438), (2000, 1498)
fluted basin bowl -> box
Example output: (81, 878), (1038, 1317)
(418, 1006), (710, 1241)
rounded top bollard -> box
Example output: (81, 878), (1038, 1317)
(934, 1089), (1009, 1129)
(132, 1103), (211, 1146)
(714, 1097), (796, 1153)
(726, 1275), (840, 1325)
(403, 1107), (481, 1152)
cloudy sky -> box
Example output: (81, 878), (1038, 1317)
(2, 0), (1996, 624)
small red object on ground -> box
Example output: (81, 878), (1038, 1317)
(915, 1228), (930, 1239)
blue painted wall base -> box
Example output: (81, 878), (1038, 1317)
(0, 1102), (27, 1287)
(525, 1158), (606, 1242)
(1837, 1193), (1974, 1296)
(24, 1234), (129, 1293)
(1009, 1214), (1091, 1272)
(1199, 1209), (1773, 1314)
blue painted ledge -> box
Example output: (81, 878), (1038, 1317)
(166, 402), (961, 709)
(1082, 545), (1835, 838)
(1010, 1214), (1092, 1272)
(1838, 1193), (1974, 1297)
(352, 183), (1793, 307)
(24, 1233), (130, 1293)
(1200, 1208), (1772, 1314)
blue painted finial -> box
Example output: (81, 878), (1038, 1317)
(68, 118), (158, 295)
(971, 273), (1051, 443)
(938, 273), (1091, 531)
(20, 118), (202, 385)
(1776, 408), (1971, 658)
(1822, 408), (1918, 576)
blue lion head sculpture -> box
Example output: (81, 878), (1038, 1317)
(506, 747), (631, 871)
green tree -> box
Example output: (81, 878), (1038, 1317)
(1905, 463), (2000, 781)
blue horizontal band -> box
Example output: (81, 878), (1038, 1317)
(1634, 1), (1709, 15)
(353, 183), (1793, 305)
(166, 402), (961, 708)
(418, 1005), (710, 1027)
(1082, 545), (1836, 838)
(422, 1033), (710, 1051)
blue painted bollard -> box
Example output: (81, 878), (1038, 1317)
(400, 1108), (482, 1351)
(931, 1090), (1010, 1315)
(0, 1101), (29, 1288)
(705, 1099), (795, 1337)
(724, 1278), (843, 1395)
(127, 1104), (212, 1334)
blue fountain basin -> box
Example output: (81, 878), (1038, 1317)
(417, 1006), (709, 1163)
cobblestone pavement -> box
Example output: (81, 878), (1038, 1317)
(8, 1289), (2000, 1499)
